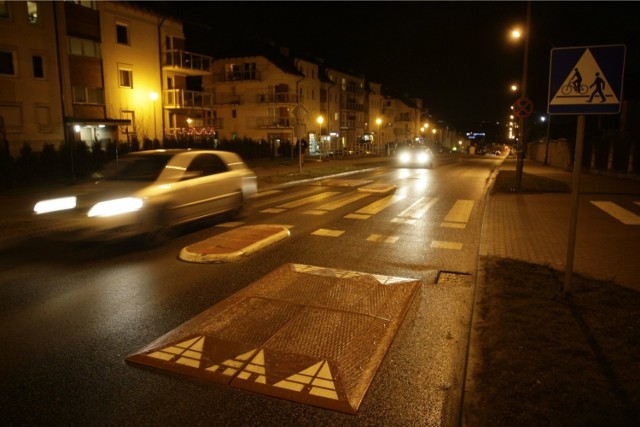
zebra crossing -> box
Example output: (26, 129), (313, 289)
(251, 187), (477, 250)
(239, 186), (640, 252)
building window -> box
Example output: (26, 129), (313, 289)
(27, 1), (38, 24)
(0, 49), (15, 76)
(118, 68), (132, 88)
(36, 104), (51, 132)
(72, 86), (104, 104)
(116, 23), (129, 45)
(232, 109), (236, 119)
(71, 1), (97, 9)
(68, 37), (101, 58)
(32, 55), (44, 78)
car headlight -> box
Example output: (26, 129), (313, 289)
(34, 196), (77, 214)
(399, 152), (411, 163)
(417, 152), (431, 164)
(87, 197), (144, 217)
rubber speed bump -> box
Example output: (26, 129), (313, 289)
(126, 263), (421, 414)
(179, 224), (289, 263)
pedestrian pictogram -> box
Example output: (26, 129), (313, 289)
(513, 97), (534, 118)
(548, 45), (625, 115)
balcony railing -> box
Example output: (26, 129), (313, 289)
(256, 117), (294, 128)
(256, 93), (301, 104)
(213, 94), (242, 105)
(163, 89), (212, 109)
(163, 50), (212, 74)
(211, 70), (262, 83)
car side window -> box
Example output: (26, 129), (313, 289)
(184, 154), (228, 180)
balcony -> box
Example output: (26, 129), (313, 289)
(256, 117), (294, 129)
(256, 93), (301, 104)
(163, 50), (212, 76)
(211, 70), (262, 83)
(163, 89), (212, 110)
(213, 94), (242, 105)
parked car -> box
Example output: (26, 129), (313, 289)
(33, 149), (257, 244)
(394, 144), (434, 168)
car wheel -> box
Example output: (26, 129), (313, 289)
(139, 209), (175, 248)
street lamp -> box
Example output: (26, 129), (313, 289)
(510, 1), (531, 189)
(149, 91), (158, 141)
(316, 115), (324, 161)
(375, 117), (382, 156)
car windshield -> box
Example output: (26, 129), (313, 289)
(94, 154), (174, 181)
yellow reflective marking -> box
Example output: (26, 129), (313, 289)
(176, 357), (199, 368)
(274, 360), (339, 400)
(164, 346), (182, 355)
(311, 229), (345, 237)
(318, 362), (333, 379)
(441, 222), (466, 229)
(261, 208), (286, 213)
(591, 201), (640, 225)
(278, 191), (341, 209)
(355, 194), (406, 215)
(431, 241), (463, 250)
(367, 234), (398, 243)
(225, 360), (244, 368)
(289, 374), (312, 384)
(316, 192), (370, 210)
(148, 351), (172, 361)
(391, 218), (416, 224)
(344, 213), (370, 220)
(309, 387), (338, 400)
(396, 197), (439, 219)
(216, 221), (244, 228)
(237, 350), (267, 383)
(444, 200), (474, 223)
(303, 209), (326, 215)
(222, 367), (237, 376)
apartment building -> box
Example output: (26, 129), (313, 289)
(0, 0), (212, 158)
(205, 43), (425, 157)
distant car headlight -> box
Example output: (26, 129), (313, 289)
(87, 197), (144, 217)
(417, 151), (431, 164)
(34, 196), (77, 214)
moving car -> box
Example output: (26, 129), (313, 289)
(33, 149), (257, 243)
(394, 143), (434, 168)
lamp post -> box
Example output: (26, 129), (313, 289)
(316, 115), (324, 161)
(376, 117), (382, 156)
(511, 0), (531, 190)
(149, 91), (158, 141)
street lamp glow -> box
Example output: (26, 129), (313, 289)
(511, 28), (522, 40)
(149, 91), (158, 101)
(317, 115), (324, 125)
(511, 84), (518, 92)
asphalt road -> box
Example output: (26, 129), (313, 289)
(1, 157), (496, 426)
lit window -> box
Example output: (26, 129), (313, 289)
(27, 1), (38, 24)
(32, 55), (44, 78)
(0, 50), (15, 76)
(119, 68), (132, 88)
(116, 23), (129, 45)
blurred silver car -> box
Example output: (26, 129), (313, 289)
(33, 149), (257, 242)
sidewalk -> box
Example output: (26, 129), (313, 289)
(482, 158), (640, 290)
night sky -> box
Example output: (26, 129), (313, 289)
(160, 1), (639, 132)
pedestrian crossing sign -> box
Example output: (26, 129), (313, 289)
(548, 44), (625, 115)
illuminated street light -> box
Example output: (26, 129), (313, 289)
(376, 117), (382, 155)
(317, 115), (324, 161)
(149, 91), (159, 141)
